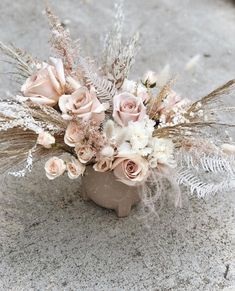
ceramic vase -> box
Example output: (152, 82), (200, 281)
(81, 166), (140, 217)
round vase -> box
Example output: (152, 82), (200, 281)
(81, 166), (140, 217)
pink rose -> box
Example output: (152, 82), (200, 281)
(112, 154), (149, 186)
(67, 158), (85, 179)
(75, 145), (94, 164)
(113, 93), (146, 127)
(44, 157), (66, 180)
(93, 157), (113, 172)
(21, 57), (65, 106)
(37, 131), (55, 149)
(64, 121), (83, 147)
(59, 87), (107, 124)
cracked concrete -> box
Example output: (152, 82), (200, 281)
(0, 0), (235, 290)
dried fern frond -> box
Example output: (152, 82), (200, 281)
(175, 146), (235, 197)
(0, 41), (37, 80)
(176, 148), (235, 175)
(45, 6), (80, 72)
(176, 168), (234, 197)
(79, 57), (116, 103)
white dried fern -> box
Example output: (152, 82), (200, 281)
(175, 149), (235, 197)
(177, 169), (234, 197)
(177, 150), (235, 175)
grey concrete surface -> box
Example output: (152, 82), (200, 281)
(0, 0), (235, 290)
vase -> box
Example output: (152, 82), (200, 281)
(81, 166), (140, 217)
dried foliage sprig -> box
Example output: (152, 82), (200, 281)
(0, 41), (37, 80)
(185, 79), (235, 122)
(102, 1), (140, 88)
(147, 80), (173, 120)
(46, 6), (80, 72)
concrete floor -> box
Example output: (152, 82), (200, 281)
(0, 0), (235, 290)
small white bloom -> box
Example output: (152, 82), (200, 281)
(127, 118), (155, 151)
(117, 117), (155, 156)
(118, 142), (133, 155)
(121, 79), (137, 93)
(149, 138), (176, 168)
(120, 79), (149, 102)
(101, 146), (115, 157)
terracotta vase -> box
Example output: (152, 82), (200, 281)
(81, 166), (141, 217)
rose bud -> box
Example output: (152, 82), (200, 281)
(142, 70), (157, 88)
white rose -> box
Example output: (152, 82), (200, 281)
(44, 157), (66, 180)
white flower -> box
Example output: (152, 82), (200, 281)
(101, 146), (115, 157)
(121, 79), (137, 93)
(116, 117), (155, 156)
(37, 131), (55, 149)
(121, 79), (149, 102)
(67, 158), (85, 179)
(44, 157), (66, 180)
(149, 138), (176, 168)
(127, 118), (155, 151)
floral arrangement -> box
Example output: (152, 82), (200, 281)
(0, 4), (235, 210)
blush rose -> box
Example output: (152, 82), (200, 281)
(112, 154), (149, 186)
(113, 92), (146, 127)
(59, 86), (107, 124)
(21, 58), (65, 106)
